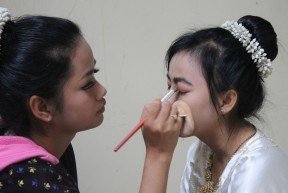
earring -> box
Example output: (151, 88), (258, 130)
(47, 116), (52, 122)
(221, 109), (225, 114)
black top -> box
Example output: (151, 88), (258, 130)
(0, 144), (79, 193)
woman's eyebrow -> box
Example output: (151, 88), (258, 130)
(81, 68), (94, 80)
(166, 74), (193, 85)
(81, 59), (97, 80)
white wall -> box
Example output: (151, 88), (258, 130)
(1, 0), (288, 192)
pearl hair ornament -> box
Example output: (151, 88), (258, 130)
(221, 20), (272, 78)
(0, 7), (11, 53)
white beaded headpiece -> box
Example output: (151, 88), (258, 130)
(221, 20), (272, 78)
(0, 7), (11, 53)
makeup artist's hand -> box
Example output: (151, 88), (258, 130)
(175, 100), (195, 137)
(139, 99), (183, 193)
(141, 98), (183, 156)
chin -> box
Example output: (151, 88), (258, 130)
(80, 115), (104, 131)
(94, 115), (104, 127)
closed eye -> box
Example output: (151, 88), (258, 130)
(81, 81), (96, 90)
(178, 91), (186, 96)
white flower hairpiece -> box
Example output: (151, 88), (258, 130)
(221, 20), (272, 78)
(0, 7), (11, 53)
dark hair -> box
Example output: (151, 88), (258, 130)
(0, 16), (82, 136)
(165, 15), (278, 133)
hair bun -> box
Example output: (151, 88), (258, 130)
(238, 15), (278, 61)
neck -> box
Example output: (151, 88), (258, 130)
(30, 130), (76, 159)
(202, 121), (256, 162)
(202, 121), (256, 185)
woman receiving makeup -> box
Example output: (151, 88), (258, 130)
(139, 15), (288, 193)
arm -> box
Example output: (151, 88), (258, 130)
(139, 151), (173, 193)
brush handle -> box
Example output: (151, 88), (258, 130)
(114, 89), (176, 152)
(114, 119), (145, 152)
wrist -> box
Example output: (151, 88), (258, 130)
(145, 150), (174, 164)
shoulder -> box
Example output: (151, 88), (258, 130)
(221, 131), (288, 192)
(241, 131), (288, 165)
(235, 130), (288, 172)
(0, 157), (79, 193)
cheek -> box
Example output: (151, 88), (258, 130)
(181, 93), (217, 126)
(62, 92), (94, 114)
(60, 95), (98, 125)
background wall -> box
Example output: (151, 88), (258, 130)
(1, 0), (287, 192)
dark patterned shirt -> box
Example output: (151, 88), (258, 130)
(0, 157), (80, 193)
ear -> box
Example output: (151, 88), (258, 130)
(28, 95), (54, 122)
(218, 89), (237, 114)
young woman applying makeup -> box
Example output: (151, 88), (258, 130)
(0, 7), (183, 193)
(0, 7), (106, 192)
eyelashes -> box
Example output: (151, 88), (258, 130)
(178, 91), (186, 96)
(94, 69), (99, 73)
(81, 68), (100, 90)
(167, 84), (186, 96)
(82, 81), (96, 90)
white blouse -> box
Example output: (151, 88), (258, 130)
(180, 130), (288, 193)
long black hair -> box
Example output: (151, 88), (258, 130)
(0, 16), (82, 136)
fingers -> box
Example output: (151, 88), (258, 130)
(174, 100), (195, 137)
(141, 99), (182, 155)
(160, 101), (172, 121)
(169, 103), (184, 126)
(141, 98), (162, 121)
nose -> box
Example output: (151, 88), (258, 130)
(96, 82), (107, 100)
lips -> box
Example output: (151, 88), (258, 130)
(98, 106), (105, 114)
(97, 98), (106, 114)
